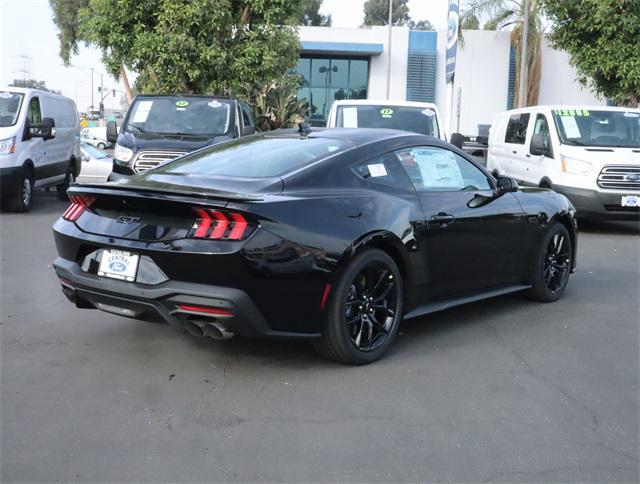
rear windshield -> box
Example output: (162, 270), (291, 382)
(155, 136), (348, 178)
(123, 96), (231, 137)
(336, 105), (439, 137)
(0, 91), (24, 127)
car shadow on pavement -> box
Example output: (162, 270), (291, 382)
(578, 219), (639, 235)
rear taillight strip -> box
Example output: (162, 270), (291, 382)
(63, 195), (95, 221)
(191, 209), (253, 240)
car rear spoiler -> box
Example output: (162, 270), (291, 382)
(67, 183), (263, 206)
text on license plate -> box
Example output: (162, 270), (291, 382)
(98, 250), (139, 281)
(621, 195), (639, 207)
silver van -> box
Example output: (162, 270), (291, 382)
(0, 87), (81, 211)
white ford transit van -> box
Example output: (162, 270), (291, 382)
(327, 100), (446, 141)
(0, 87), (81, 211)
(488, 106), (640, 220)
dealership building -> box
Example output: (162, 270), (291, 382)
(295, 26), (604, 136)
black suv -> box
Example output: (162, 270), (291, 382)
(107, 95), (256, 177)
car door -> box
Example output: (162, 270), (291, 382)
(503, 112), (532, 183)
(524, 112), (554, 185)
(393, 145), (526, 298)
(23, 96), (47, 180)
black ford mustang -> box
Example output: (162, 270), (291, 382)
(53, 128), (577, 364)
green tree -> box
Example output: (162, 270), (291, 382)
(362, 0), (410, 26)
(50, 0), (300, 98)
(9, 79), (61, 94)
(462, 0), (543, 107)
(298, 0), (332, 26)
(539, 0), (639, 107)
(408, 19), (434, 31)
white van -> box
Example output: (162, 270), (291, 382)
(488, 106), (640, 220)
(327, 100), (446, 141)
(0, 87), (81, 211)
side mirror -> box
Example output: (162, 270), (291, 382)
(496, 176), (519, 194)
(31, 117), (56, 140)
(106, 120), (118, 143)
(450, 132), (464, 149)
(241, 126), (256, 136)
(530, 133), (551, 157)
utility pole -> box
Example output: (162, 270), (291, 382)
(100, 73), (104, 119)
(518, 0), (530, 108)
(385, 0), (393, 100)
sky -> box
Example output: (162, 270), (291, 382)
(0, 0), (449, 113)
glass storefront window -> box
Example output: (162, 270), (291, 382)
(294, 55), (369, 125)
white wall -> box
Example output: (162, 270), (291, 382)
(538, 39), (604, 106)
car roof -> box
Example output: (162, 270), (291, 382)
(331, 99), (438, 110)
(263, 127), (424, 144)
(135, 94), (232, 100)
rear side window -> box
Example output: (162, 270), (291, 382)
(505, 113), (530, 144)
(240, 103), (253, 127)
(352, 153), (413, 191)
(158, 136), (348, 178)
(27, 97), (42, 126)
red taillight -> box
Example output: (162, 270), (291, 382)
(177, 304), (234, 317)
(191, 209), (253, 240)
(62, 195), (95, 221)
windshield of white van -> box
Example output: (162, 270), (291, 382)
(0, 92), (24, 127)
(336, 105), (439, 137)
(552, 109), (640, 148)
(123, 97), (231, 137)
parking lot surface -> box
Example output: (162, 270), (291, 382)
(1, 192), (638, 482)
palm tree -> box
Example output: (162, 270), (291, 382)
(462, 0), (543, 107)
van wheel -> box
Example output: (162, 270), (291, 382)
(97, 142), (106, 150)
(57, 162), (76, 200)
(12, 167), (34, 212)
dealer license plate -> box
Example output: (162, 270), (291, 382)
(621, 195), (639, 207)
(98, 249), (139, 281)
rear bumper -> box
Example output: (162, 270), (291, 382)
(53, 256), (320, 339)
(554, 185), (640, 221)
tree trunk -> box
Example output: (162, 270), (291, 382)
(120, 64), (133, 103)
(627, 91), (639, 108)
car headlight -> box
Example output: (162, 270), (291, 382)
(0, 137), (16, 155)
(114, 143), (134, 164)
(561, 156), (592, 176)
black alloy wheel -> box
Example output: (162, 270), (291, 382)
(528, 223), (572, 302)
(314, 248), (403, 364)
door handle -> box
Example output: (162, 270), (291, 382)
(512, 150), (517, 154)
(430, 213), (455, 227)
(525, 154), (531, 158)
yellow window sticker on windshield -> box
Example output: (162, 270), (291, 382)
(175, 100), (190, 107)
(380, 108), (394, 118)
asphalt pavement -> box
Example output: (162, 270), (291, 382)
(1, 191), (638, 482)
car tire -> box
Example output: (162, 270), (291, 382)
(57, 162), (76, 200)
(313, 248), (404, 365)
(527, 223), (573, 302)
(97, 142), (106, 150)
(11, 167), (34, 212)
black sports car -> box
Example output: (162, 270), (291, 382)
(53, 128), (578, 364)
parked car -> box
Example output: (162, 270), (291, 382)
(80, 127), (111, 150)
(107, 95), (256, 178)
(326, 99), (446, 141)
(487, 106), (640, 220)
(53, 128), (577, 364)
(0, 87), (80, 211)
(77, 142), (112, 184)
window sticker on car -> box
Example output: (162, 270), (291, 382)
(342, 107), (358, 127)
(208, 100), (223, 108)
(560, 116), (581, 138)
(368, 163), (387, 177)
(421, 109), (435, 116)
(623, 112), (640, 118)
(131, 100), (153, 123)
(380, 108), (394, 118)
(413, 149), (464, 189)
(0, 92), (13, 99)
(554, 109), (590, 117)
(175, 100), (190, 107)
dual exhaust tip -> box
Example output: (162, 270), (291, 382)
(184, 318), (235, 340)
